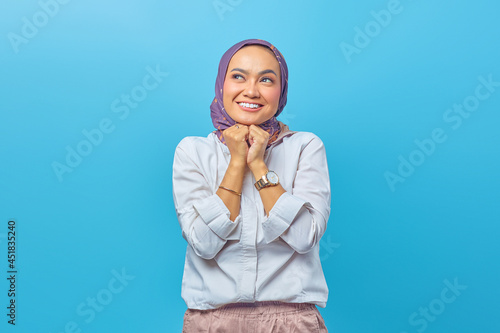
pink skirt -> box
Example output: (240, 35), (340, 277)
(182, 301), (328, 333)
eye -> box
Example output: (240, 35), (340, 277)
(261, 77), (274, 83)
(232, 74), (244, 80)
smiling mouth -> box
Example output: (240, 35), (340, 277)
(237, 102), (263, 110)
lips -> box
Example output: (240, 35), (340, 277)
(237, 101), (264, 111)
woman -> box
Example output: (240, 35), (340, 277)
(173, 39), (330, 332)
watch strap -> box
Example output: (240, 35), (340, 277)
(254, 177), (266, 191)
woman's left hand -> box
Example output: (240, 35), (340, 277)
(247, 125), (270, 172)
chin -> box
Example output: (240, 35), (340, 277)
(234, 116), (268, 125)
(236, 119), (256, 125)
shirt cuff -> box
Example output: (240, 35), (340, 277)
(262, 192), (306, 243)
(193, 194), (241, 240)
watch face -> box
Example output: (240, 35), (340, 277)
(267, 171), (279, 184)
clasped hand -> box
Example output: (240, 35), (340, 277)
(222, 124), (269, 171)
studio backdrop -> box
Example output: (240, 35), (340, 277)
(1, 0), (499, 332)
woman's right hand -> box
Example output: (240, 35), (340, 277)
(222, 124), (249, 166)
(219, 124), (248, 221)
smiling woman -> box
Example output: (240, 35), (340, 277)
(172, 39), (331, 333)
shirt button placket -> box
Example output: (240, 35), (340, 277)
(239, 172), (258, 301)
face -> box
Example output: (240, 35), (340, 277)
(222, 45), (281, 125)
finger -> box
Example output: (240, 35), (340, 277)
(224, 124), (245, 136)
(234, 124), (249, 132)
(248, 127), (270, 144)
(249, 125), (270, 137)
(234, 125), (249, 143)
(224, 129), (249, 146)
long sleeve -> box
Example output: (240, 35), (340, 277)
(176, 132), (329, 310)
(261, 135), (330, 253)
(172, 138), (242, 260)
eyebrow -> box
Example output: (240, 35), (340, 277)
(231, 68), (278, 76)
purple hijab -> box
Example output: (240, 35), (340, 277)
(210, 39), (289, 146)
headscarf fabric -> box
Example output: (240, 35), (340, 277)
(210, 39), (288, 146)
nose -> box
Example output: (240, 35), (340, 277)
(243, 80), (260, 98)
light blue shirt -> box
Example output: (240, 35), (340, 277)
(172, 127), (331, 310)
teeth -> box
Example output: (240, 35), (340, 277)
(239, 102), (261, 109)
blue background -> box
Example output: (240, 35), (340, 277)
(1, 0), (499, 332)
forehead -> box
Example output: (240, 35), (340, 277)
(227, 45), (280, 70)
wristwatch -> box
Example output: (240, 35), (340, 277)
(254, 170), (279, 191)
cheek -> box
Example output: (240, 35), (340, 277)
(222, 81), (230, 107)
(222, 80), (237, 104)
(266, 87), (281, 106)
